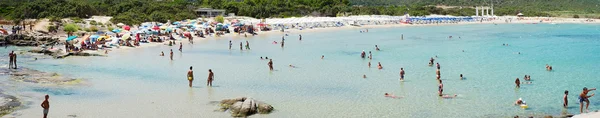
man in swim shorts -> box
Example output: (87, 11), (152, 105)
(564, 90), (569, 108)
(170, 49), (173, 60)
(268, 59), (273, 71)
(229, 40), (232, 50)
(361, 50), (366, 58)
(41, 94), (49, 118)
(187, 66), (194, 87)
(400, 68), (405, 81)
(207, 69), (214, 87)
(580, 87), (596, 113)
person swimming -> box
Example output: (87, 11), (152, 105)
(384, 93), (402, 99)
(260, 57), (263, 60)
(363, 75), (367, 79)
(321, 55), (324, 60)
(289, 64), (296, 68)
(377, 62), (383, 69)
(442, 94), (458, 99)
(460, 74), (463, 80)
(515, 98), (525, 105)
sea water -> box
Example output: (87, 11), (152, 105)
(3, 23), (600, 118)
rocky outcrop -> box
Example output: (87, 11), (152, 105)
(2, 34), (59, 46)
(8, 68), (83, 85)
(219, 97), (274, 117)
(29, 48), (105, 59)
(0, 92), (21, 116)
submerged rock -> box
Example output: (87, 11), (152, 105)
(9, 68), (83, 85)
(0, 92), (21, 116)
(29, 48), (105, 59)
(219, 97), (273, 117)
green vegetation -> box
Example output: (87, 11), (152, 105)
(215, 15), (224, 23)
(1, 0), (599, 25)
(63, 23), (79, 35)
(89, 26), (99, 32)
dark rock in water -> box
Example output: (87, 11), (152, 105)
(29, 48), (105, 59)
(219, 97), (273, 117)
(0, 93), (21, 116)
(3, 34), (59, 46)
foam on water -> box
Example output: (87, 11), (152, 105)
(4, 24), (600, 117)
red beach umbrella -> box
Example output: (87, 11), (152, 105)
(152, 26), (160, 30)
(123, 25), (131, 31)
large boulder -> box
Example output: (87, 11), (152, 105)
(256, 101), (274, 114)
(3, 34), (59, 46)
(219, 97), (273, 117)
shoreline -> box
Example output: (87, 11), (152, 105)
(3, 16), (600, 117)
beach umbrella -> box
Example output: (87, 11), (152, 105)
(122, 33), (131, 40)
(66, 36), (78, 41)
(122, 25), (131, 31)
(160, 26), (167, 30)
(116, 23), (125, 27)
(152, 26), (160, 30)
(112, 29), (121, 33)
(173, 21), (180, 25)
(0, 29), (7, 35)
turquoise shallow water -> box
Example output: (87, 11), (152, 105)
(3, 23), (600, 117)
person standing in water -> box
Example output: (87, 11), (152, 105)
(321, 55), (324, 59)
(41, 94), (50, 118)
(299, 34), (302, 41)
(375, 45), (380, 51)
(515, 78), (521, 88)
(564, 90), (569, 108)
(207, 69), (214, 87)
(368, 51), (372, 60)
(429, 57), (435, 66)
(377, 62), (383, 69)
(170, 49), (173, 60)
(281, 38), (285, 48)
(361, 50), (366, 58)
(436, 69), (441, 80)
(8, 51), (14, 69)
(240, 42), (243, 50)
(438, 80), (444, 96)
(436, 63), (440, 69)
(245, 41), (250, 50)
(400, 68), (405, 81)
(11, 51), (17, 69)
(268, 59), (274, 71)
(229, 40), (232, 50)
(368, 61), (371, 68)
(580, 87), (596, 113)
(187, 66), (194, 87)
(179, 42), (183, 52)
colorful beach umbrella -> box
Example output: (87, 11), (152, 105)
(112, 29), (121, 33)
(122, 33), (131, 40)
(123, 25), (131, 31)
(66, 36), (78, 41)
(152, 26), (160, 30)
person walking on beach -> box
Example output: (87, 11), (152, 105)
(187, 66), (194, 87)
(515, 78), (521, 88)
(400, 68), (405, 81)
(170, 49), (173, 60)
(268, 59), (274, 71)
(8, 51), (14, 69)
(245, 41), (250, 50)
(41, 94), (49, 118)
(207, 69), (214, 87)
(580, 87), (596, 113)
(564, 90), (569, 108)
(179, 42), (183, 52)
(229, 40), (232, 50)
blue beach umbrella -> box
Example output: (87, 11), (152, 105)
(112, 29), (121, 33)
(66, 36), (77, 41)
(173, 22), (180, 25)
